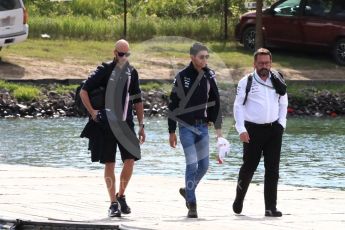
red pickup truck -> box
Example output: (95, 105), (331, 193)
(235, 0), (345, 65)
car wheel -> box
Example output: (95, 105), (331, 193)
(333, 39), (345, 66)
(242, 27), (256, 51)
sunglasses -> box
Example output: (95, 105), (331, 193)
(117, 51), (131, 57)
(197, 54), (209, 60)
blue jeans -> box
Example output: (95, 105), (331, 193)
(179, 124), (209, 203)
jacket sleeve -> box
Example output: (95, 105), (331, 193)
(129, 68), (142, 104)
(207, 77), (222, 129)
(233, 77), (247, 134)
(82, 63), (110, 92)
(168, 75), (181, 133)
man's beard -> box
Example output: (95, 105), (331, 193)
(258, 68), (269, 78)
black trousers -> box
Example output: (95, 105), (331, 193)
(235, 121), (284, 210)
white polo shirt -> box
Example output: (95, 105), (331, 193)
(234, 70), (288, 134)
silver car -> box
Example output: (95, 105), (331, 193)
(0, 0), (28, 51)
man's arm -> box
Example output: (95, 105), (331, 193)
(168, 75), (181, 148)
(134, 102), (144, 125)
(168, 75), (180, 134)
(234, 78), (247, 134)
(129, 68), (145, 144)
(208, 77), (223, 138)
(234, 78), (250, 143)
(134, 102), (145, 144)
(278, 93), (288, 128)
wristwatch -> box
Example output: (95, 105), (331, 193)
(139, 123), (145, 128)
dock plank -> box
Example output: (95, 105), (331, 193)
(0, 164), (344, 229)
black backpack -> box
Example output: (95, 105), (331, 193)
(74, 81), (106, 116)
(74, 81), (87, 116)
(242, 71), (287, 105)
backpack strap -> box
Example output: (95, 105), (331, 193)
(242, 74), (253, 105)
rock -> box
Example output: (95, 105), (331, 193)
(45, 109), (54, 116)
(0, 83), (345, 118)
(17, 104), (28, 110)
(48, 91), (59, 98)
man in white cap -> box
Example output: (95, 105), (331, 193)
(80, 39), (145, 217)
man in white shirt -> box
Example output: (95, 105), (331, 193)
(232, 48), (288, 217)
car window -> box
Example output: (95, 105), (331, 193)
(329, 0), (345, 18)
(0, 0), (21, 11)
(304, 0), (332, 16)
(273, 0), (301, 16)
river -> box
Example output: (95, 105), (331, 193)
(0, 117), (344, 190)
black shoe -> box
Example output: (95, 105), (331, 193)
(116, 193), (131, 214)
(232, 198), (243, 214)
(265, 208), (282, 217)
(108, 202), (121, 217)
(179, 187), (188, 208)
(187, 202), (198, 218)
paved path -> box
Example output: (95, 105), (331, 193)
(0, 164), (344, 229)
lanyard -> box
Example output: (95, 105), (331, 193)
(253, 73), (275, 90)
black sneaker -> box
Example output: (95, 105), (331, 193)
(108, 202), (121, 217)
(187, 202), (198, 218)
(265, 208), (282, 217)
(232, 198), (243, 214)
(116, 193), (131, 214)
(179, 188), (188, 208)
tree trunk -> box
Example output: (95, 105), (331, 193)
(255, 0), (264, 50)
(223, 0), (229, 40)
(123, 0), (127, 39)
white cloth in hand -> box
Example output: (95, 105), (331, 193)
(217, 137), (230, 164)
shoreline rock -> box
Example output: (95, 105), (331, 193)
(0, 86), (344, 118)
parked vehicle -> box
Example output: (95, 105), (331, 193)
(0, 0), (28, 51)
(235, 0), (345, 65)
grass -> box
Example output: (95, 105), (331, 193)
(1, 38), (341, 70)
(287, 81), (345, 98)
(29, 16), (223, 42)
(207, 42), (338, 69)
(1, 39), (115, 64)
(0, 80), (41, 102)
(0, 80), (79, 102)
(0, 80), (344, 103)
(140, 82), (171, 93)
(29, 16), (120, 41)
(55, 84), (80, 94)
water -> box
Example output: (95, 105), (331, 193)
(0, 117), (344, 190)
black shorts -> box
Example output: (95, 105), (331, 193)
(98, 119), (141, 164)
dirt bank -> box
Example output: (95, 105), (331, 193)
(1, 54), (345, 82)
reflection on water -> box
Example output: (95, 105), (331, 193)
(0, 117), (344, 190)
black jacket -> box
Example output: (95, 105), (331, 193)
(168, 62), (222, 133)
(82, 59), (142, 121)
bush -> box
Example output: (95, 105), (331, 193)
(0, 80), (40, 102)
(13, 87), (40, 102)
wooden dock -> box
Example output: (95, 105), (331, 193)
(0, 164), (344, 229)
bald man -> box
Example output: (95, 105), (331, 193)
(80, 39), (145, 217)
